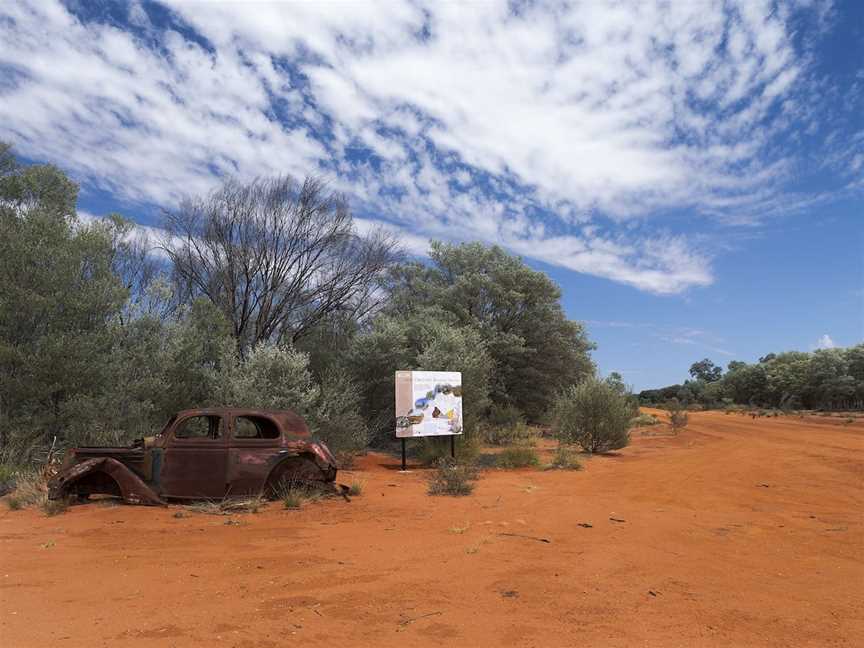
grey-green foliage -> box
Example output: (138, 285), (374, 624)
(689, 358), (723, 383)
(215, 342), (318, 413)
(346, 308), (493, 443)
(427, 459), (478, 496)
(0, 148), (128, 457)
(386, 242), (594, 420)
(641, 345), (864, 411)
(552, 378), (635, 453)
(308, 367), (369, 455)
(664, 398), (689, 432)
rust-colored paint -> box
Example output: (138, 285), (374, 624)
(48, 408), (338, 504)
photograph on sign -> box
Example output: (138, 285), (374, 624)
(395, 371), (462, 438)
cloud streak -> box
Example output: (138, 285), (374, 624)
(0, 0), (853, 294)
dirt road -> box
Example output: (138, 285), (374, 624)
(1, 411), (862, 647)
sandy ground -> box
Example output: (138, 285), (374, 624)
(1, 410), (862, 647)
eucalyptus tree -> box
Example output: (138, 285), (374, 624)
(386, 242), (594, 419)
(162, 176), (400, 353)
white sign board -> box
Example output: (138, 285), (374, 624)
(395, 371), (463, 438)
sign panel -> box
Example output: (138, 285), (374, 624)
(395, 371), (463, 438)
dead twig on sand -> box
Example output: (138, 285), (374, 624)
(398, 611), (442, 627)
(497, 532), (551, 543)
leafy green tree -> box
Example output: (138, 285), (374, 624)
(722, 362), (769, 406)
(0, 145), (127, 457)
(552, 378), (634, 453)
(387, 242), (594, 419)
(689, 358), (722, 383)
(605, 372), (627, 394)
(764, 352), (810, 407)
(346, 308), (493, 443)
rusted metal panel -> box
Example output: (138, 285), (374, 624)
(48, 457), (165, 506)
(49, 408), (338, 505)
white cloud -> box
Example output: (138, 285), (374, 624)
(0, 0), (850, 294)
(814, 334), (836, 350)
(77, 211), (177, 259)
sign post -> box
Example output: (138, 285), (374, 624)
(395, 370), (463, 471)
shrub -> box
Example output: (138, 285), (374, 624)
(417, 434), (480, 465)
(309, 368), (369, 457)
(552, 378), (634, 453)
(487, 403), (524, 429)
(494, 446), (540, 469)
(217, 342), (319, 414)
(283, 491), (302, 509)
(348, 479), (365, 496)
(41, 498), (68, 516)
(428, 459), (478, 496)
(547, 445), (582, 471)
(631, 413), (659, 427)
(664, 399), (689, 433)
(478, 420), (537, 446)
(5, 468), (49, 509)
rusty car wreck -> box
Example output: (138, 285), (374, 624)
(48, 408), (339, 505)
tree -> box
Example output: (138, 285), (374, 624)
(162, 176), (400, 353)
(689, 358), (722, 383)
(605, 372), (627, 394)
(0, 145), (128, 456)
(386, 242), (594, 419)
(346, 308), (493, 443)
(552, 378), (634, 453)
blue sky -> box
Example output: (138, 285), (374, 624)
(1, 0), (861, 390)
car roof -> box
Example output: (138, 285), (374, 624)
(173, 408), (310, 434)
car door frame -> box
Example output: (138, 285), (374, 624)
(227, 411), (285, 496)
(160, 412), (229, 499)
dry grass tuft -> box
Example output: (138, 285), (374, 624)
(546, 445), (582, 471)
(495, 446), (540, 469)
(449, 522), (471, 534)
(4, 469), (52, 512)
(428, 459), (478, 497)
(185, 496), (266, 516)
(348, 478), (365, 497)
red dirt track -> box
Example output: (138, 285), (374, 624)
(1, 410), (862, 647)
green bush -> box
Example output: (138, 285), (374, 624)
(309, 368), (369, 456)
(4, 468), (49, 509)
(547, 445), (582, 471)
(348, 479), (365, 496)
(552, 378), (634, 453)
(427, 459), (478, 496)
(417, 434), (480, 465)
(487, 403), (524, 429)
(41, 498), (69, 516)
(631, 413), (659, 427)
(478, 420), (537, 446)
(664, 399), (689, 432)
(494, 446), (540, 468)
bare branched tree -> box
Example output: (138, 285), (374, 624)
(161, 176), (400, 352)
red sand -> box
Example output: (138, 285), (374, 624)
(1, 410), (862, 647)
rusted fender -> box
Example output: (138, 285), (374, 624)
(48, 457), (165, 506)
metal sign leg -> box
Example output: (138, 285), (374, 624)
(401, 438), (407, 471)
(450, 434), (456, 460)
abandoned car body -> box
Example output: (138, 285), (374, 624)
(48, 408), (338, 505)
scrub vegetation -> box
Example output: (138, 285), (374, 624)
(427, 459), (479, 496)
(0, 142), (594, 471)
(639, 353), (864, 411)
(552, 377), (635, 454)
(1, 141), (860, 513)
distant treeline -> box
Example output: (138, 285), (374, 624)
(638, 348), (864, 410)
(0, 142), (595, 465)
